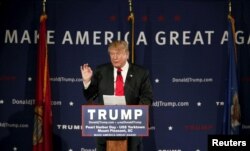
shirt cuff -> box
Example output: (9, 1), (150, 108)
(83, 81), (91, 89)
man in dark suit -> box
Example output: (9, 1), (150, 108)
(80, 40), (153, 151)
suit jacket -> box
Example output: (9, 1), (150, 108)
(83, 63), (153, 105)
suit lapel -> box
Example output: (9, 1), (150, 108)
(124, 64), (134, 95)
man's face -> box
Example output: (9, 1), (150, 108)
(109, 48), (129, 68)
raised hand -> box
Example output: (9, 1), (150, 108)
(80, 64), (93, 84)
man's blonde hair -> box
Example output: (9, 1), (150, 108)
(108, 40), (129, 53)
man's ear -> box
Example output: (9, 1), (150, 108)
(127, 51), (130, 59)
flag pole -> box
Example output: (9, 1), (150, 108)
(128, 0), (135, 64)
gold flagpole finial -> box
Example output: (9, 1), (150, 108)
(43, 0), (46, 14)
(128, 0), (134, 21)
(229, 0), (232, 16)
(128, 0), (133, 14)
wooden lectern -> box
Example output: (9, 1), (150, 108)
(107, 139), (127, 151)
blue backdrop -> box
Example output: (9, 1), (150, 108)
(1, 0), (250, 151)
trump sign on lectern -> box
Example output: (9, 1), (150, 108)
(81, 105), (149, 137)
